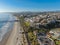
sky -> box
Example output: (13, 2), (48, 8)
(0, 0), (60, 12)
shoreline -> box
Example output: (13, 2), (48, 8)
(0, 21), (14, 45)
(5, 20), (19, 45)
(0, 28), (13, 45)
(0, 23), (14, 45)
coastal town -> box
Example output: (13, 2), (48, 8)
(0, 12), (60, 45)
(13, 12), (60, 45)
(0, 0), (60, 45)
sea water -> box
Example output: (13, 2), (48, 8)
(0, 13), (15, 41)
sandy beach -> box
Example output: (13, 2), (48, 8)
(0, 17), (20, 45)
(5, 18), (26, 45)
(0, 17), (28, 45)
(5, 21), (20, 45)
(0, 22), (14, 45)
(0, 27), (13, 45)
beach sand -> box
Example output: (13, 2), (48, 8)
(0, 17), (28, 45)
(5, 21), (28, 45)
(0, 22), (14, 45)
(5, 21), (19, 45)
(0, 28), (13, 45)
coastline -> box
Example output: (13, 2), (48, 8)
(0, 23), (14, 45)
(5, 18), (19, 45)
(0, 28), (13, 45)
(0, 19), (15, 45)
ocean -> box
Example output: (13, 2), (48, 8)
(0, 13), (15, 41)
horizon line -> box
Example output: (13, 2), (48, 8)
(0, 10), (60, 13)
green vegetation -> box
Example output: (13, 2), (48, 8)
(19, 16), (39, 45)
(38, 29), (48, 33)
(19, 16), (49, 45)
(55, 40), (60, 45)
(50, 37), (60, 45)
(28, 31), (39, 45)
(24, 21), (30, 27)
